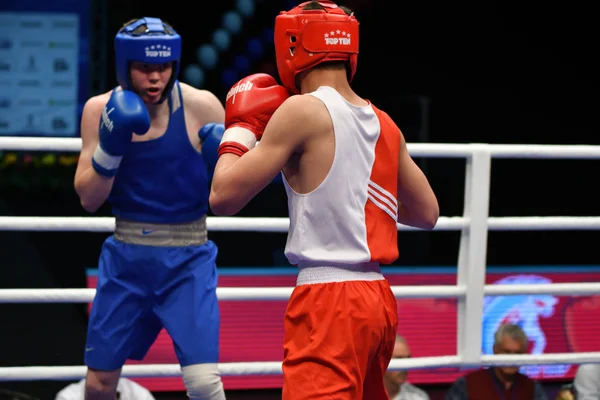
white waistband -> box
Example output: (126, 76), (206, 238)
(296, 263), (384, 286)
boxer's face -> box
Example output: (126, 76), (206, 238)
(384, 340), (411, 386)
(129, 61), (173, 103)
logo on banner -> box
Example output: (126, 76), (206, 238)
(482, 274), (570, 378)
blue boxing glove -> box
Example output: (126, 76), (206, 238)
(199, 122), (283, 185)
(199, 123), (225, 179)
(92, 89), (150, 178)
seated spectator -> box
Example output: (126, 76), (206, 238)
(384, 334), (430, 400)
(574, 363), (600, 400)
(55, 377), (155, 400)
(445, 323), (547, 400)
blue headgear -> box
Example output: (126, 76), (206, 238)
(114, 17), (181, 102)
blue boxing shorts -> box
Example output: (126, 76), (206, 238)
(84, 236), (219, 371)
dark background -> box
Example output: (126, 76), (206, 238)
(0, 0), (597, 398)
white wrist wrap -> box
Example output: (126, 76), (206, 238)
(220, 126), (257, 151)
(92, 144), (122, 170)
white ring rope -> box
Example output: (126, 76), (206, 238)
(1, 216), (600, 232)
(2, 282), (600, 303)
(0, 358), (461, 381)
(2, 353), (600, 381)
(3, 139), (600, 381)
(3, 137), (600, 159)
(0, 286), (464, 303)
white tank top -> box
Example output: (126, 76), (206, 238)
(282, 86), (401, 285)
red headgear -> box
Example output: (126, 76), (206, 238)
(274, 1), (359, 94)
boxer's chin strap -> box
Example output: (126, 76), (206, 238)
(181, 363), (225, 400)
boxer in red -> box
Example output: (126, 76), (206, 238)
(210, 1), (440, 398)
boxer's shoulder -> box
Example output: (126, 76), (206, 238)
(179, 82), (221, 110)
(276, 94), (325, 116)
(83, 90), (114, 113)
(179, 82), (225, 126)
(257, 94), (330, 151)
(274, 94), (330, 133)
(81, 90), (114, 125)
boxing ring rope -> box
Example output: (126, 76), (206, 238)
(2, 216), (600, 232)
(1, 137), (600, 381)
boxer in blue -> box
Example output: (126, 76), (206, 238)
(73, 17), (226, 400)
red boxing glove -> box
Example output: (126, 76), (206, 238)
(218, 73), (289, 158)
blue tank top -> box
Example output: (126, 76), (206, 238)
(108, 81), (209, 223)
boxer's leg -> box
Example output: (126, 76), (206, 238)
(85, 236), (162, 399)
(363, 280), (398, 400)
(154, 240), (225, 400)
(282, 281), (376, 399)
(282, 279), (397, 400)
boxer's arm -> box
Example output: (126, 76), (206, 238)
(210, 95), (313, 215)
(396, 132), (439, 230)
(73, 94), (115, 213)
(182, 85), (226, 177)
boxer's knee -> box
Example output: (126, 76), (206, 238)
(85, 368), (120, 399)
(182, 363), (225, 400)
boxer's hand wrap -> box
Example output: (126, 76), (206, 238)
(217, 126), (257, 157)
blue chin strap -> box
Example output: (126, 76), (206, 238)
(114, 17), (182, 103)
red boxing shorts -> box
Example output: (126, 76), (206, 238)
(282, 279), (398, 400)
